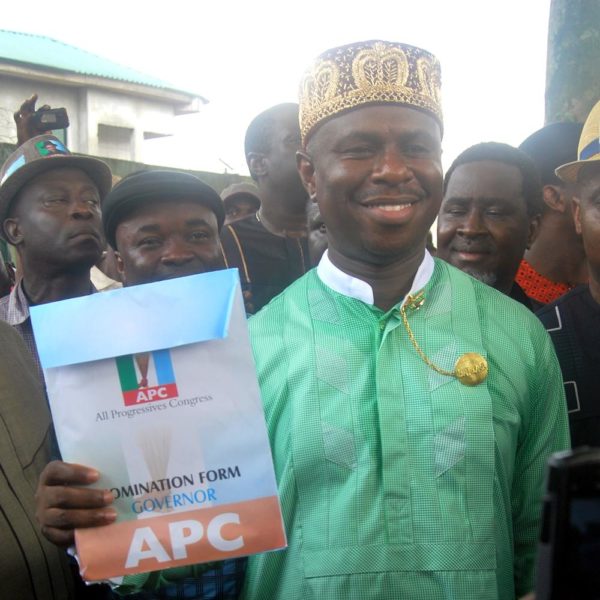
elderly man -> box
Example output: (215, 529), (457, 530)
(517, 122), (586, 308)
(36, 170), (246, 599)
(537, 101), (600, 448)
(436, 142), (542, 308)
(243, 40), (568, 600)
(220, 103), (310, 313)
(0, 134), (111, 371)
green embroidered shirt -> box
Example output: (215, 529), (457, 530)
(242, 259), (570, 600)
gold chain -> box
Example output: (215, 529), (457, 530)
(398, 291), (489, 386)
(399, 292), (455, 378)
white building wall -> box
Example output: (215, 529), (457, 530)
(0, 75), (177, 162)
(0, 76), (81, 150)
(83, 88), (175, 161)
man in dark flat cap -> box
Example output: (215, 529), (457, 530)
(35, 169), (247, 599)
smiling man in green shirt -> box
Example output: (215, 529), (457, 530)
(241, 40), (569, 600)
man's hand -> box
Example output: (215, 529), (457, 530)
(35, 460), (117, 547)
(14, 94), (51, 146)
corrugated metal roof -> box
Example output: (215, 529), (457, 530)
(0, 29), (195, 95)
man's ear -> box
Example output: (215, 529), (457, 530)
(526, 214), (541, 249)
(296, 150), (316, 201)
(542, 185), (567, 213)
(114, 251), (127, 285)
(247, 152), (267, 179)
(572, 196), (582, 235)
(3, 218), (23, 246)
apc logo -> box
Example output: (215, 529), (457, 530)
(116, 350), (178, 406)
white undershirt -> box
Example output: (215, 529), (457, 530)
(316, 249), (435, 307)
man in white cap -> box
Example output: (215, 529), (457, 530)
(537, 100), (600, 448)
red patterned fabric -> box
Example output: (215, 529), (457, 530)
(515, 259), (573, 305)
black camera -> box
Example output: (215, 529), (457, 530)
(32, 107), (70, 132)
(536, 447), (600, 599)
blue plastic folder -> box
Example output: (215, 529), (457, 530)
(30, 269), (238, 369)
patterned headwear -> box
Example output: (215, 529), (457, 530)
(299, 40), (443, 145)
(0, 134), (112, 240)
(556, 99), (600, 183)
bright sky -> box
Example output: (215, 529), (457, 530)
(4, 0), (551, 176)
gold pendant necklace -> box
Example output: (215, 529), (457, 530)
(399, 292), (488, 386)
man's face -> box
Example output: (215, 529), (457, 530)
(224, 195), (259, 225)
(114, 198), (221, 286)
(573, 164), (600, 286)
(265, 108), (306, 202)
(307, 202), (328, 266)
(4, 167), (104, 269)
(299, 105), (443, 265)
(437, 160), (533, 293)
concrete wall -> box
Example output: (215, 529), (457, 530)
(83, 87), (175, 161)
(0, 75), (183, 163)
(0, 75), (81, 148)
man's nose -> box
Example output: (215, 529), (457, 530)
(70, 197), (98, 219)
(457, 209), (486, 235)
(371, 148), (414, 184)
(160, 239), (195, 265)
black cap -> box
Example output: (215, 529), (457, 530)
(102, 170), (225, 248)
(519, 122), (583, 185)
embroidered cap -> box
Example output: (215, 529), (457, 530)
(0, 134), (112, 239)
(299, 40), (443, 145)
(556, 100), (600, 183)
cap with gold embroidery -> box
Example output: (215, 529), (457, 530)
(556, 100), (600, 183)
(299, 40), (443, 145)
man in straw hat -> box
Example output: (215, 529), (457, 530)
(537, 100), (600, 448)
(242, 40), (568, 600)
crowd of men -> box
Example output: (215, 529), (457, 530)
(0, 38), (598, 600)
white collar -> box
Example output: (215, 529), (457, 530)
(316, 249), (435, 307)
